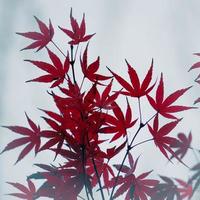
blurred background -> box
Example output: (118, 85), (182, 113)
(0, 0), (200, 199)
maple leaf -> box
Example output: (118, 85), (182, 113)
(87, 158), (115, 188)
(85, 80), (120, 110)
(94, 80), (121, 110)
(7, 180), (37, 200)
(147, 73), (193, 119)
(105, 141), (126, 160)
(59, 8), (95, 45)
(148, 115), (182, 160)
(80, 44), (111, 83)
(39, 111), (68, 159)
(176, 179), (193, 200)
(151, 175), (181, 200)
(1, 113), (41, 164)
(25, 48), (70, 88)
(100, 101), (137, 142)
(16, 16), (54, 51)
(107, 59), (155, 98)
(113, 153), (159, 200)
(170, 132), (192, 160)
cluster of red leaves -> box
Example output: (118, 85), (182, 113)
(2, 9), (197, 200)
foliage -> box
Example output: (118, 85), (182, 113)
(1, 8), (199, 200)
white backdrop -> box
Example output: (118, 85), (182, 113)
(0, 0), (200, 199)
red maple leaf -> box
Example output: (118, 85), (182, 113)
(148, 115), (181, 160)
(107, 59), (155, 98)
(105, 141), (126, 160)
(170, 132), (192, 160)
(100, 101), (137, 142)
(59, 9), (95, 45)
(39, 110), (68, 159)
(25, 48), (70, 88)
(16, 16), (54, 51)
(113, 154), (159, 200)
(7, 180), (36, 200)
(147, 73), (193, 119)
(176, 179), (193, 200)
(85, 80), (120, 110)
(80, 44), (111, 83)
(1, 113), (41, 164)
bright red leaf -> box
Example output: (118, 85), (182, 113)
(80, 44), (111, 83)
(1, 113), (41, 164)
(147, 73), (193, 119)
(148, 115), (182, 160)
(16, 16), (54, 51)
(108, 59), (155, 98)
(59, 9), (95, 45)
(100, 101), (137, 142)
(25, 48), (70, 88)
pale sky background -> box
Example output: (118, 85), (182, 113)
(0, 0), (200, 199)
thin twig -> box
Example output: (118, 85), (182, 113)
(70, 45), (77, 84)
(51, 40), (66, 57)
(138, 97), (143, 125)
(130, 138), (154, 150)
(86, 119), (105, 200)
(109, 112), (156, 200)
(81, 145), (90, 200)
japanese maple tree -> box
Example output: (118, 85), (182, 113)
(1, 8), (199, 200)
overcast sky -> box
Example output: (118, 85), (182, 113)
(0, 0), (200, 199)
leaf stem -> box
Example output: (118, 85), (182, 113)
(78, 195), (86, 200)
(143, 112), (157, 126)
(81, 145), (90, 200)
(86, 128), (105, 200)
(51, 40), (66, 57)
(138, 97), (143, 125)
(130, 138), (154, 150)
(109, 112), (156, 200)
(91, 157), (105, 200)
(70, 45), (77, 84)
(80, 77), (86, 90)
(109, 126), (142, 200)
